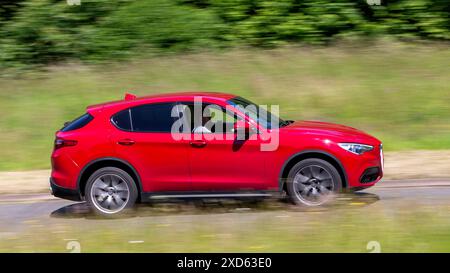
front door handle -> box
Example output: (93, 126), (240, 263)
(189, 140), (207, 148)
(118, 139), (135, 146)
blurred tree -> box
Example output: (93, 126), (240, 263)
(81, 0), (225, 60)
(0, 0), (448, 69)
(0, 0), (24, 22)
(0, 0), (129, 67)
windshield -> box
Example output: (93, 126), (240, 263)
(227, 96), (287, 129)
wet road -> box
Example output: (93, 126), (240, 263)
(1, 179), (450, 234)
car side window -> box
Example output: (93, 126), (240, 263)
(177, 103), (238, 134)
(206, 104), (238, 134)
(130, 103), (176, 133)
(111, 109), (132, 131)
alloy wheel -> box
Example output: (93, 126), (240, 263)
(293, 165), (334, 206)
(90, 174), (130, 214)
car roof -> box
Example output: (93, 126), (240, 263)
(140, 91), (235, 100)
(87, 91), (237, 113)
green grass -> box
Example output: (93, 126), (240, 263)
(0, 41), (449, 170)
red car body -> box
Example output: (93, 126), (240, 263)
(51, 92), (383, 205)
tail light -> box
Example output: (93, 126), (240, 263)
(54, 138), (78, 150)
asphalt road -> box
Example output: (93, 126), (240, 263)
(2, 179), (450, 252)
(1, 179), (450, 234)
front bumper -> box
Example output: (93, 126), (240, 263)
(50, 178), (82, 201)
(343, 144), (383, 188)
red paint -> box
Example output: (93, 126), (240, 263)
(51, 92), (383, 194)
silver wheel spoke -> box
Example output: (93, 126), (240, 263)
(294, 172), (310, 184)
(116, 190), (128, 199)
(295, 182), (307, 192)
(311, 166), (320, 178)
(111, 175), (121, 187)
(104, 175), (112, 187)
(97, 193), (108, 202)
(301, 168), (312, 178)
(318, 185), (331, 194)
(106, 195), (113, 204)
(93, 187), (106, 195)
(320, 178), (333, 187)
(115, 182), (127, 191)
(315, 169), (331, 181)
(94, 178), (109, 189)
(113, 194), (125, 206)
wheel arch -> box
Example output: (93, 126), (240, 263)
(77, 157), (143, 198)
(279, 150), (348, 191)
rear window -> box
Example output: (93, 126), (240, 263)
(61, 113), (93, 132)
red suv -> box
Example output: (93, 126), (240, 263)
(51, 92), (383, 216)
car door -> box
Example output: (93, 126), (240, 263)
(110, 102), (191, 192)
(178, 101), (267, 191)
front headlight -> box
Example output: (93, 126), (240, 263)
(338, 143), (373, 155)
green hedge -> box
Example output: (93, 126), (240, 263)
(0, 0), (449, 68)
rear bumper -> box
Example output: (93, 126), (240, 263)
(50, 178), (82, 201)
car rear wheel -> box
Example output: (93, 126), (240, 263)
(286, 158), (342, 206)
(85, 167), (138, 216)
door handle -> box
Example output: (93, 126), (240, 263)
(117, 139), (135, 146)
(189, 140), (207, 148)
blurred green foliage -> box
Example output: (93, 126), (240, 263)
(0, 0), (449, 69)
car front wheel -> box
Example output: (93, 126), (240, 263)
(85, 167), (138, 216)
(286, 158), (342, 206)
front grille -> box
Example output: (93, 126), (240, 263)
(360, 167), (380, 183)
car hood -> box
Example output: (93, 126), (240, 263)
(284, 120), (380, 143)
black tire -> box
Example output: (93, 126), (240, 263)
(286, 158), (342, 206)
(85, 167), (138, 217)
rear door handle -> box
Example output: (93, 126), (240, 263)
(118, 139), (135, 146)
(189, 140), (207, 148)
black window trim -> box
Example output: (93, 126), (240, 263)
(128, 108), (133, 131)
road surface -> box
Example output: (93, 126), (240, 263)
(1, 179), (450, 252)
(1, 179), (450, 231)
